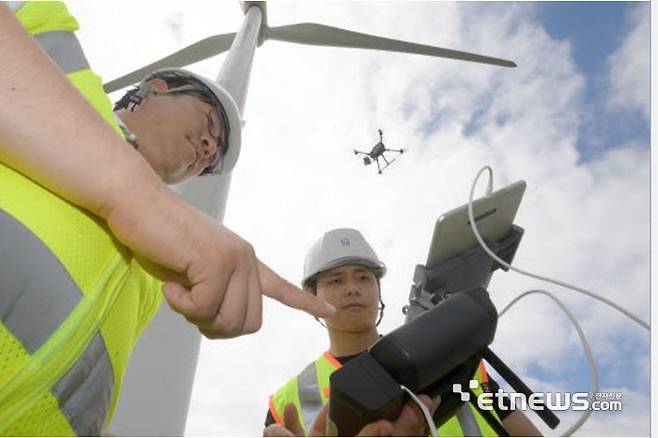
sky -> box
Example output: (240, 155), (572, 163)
(65, 1), (651, 436)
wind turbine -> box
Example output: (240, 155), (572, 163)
(107, 2), (516, 435)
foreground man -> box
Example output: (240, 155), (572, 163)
(264, 228), (541, 436)
(0, 3), (332, 435)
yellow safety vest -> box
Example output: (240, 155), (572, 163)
(0, 2), (162, 435)
(269, 352), (501, 437)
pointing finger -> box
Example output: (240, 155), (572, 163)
(257, 260), (335, 318)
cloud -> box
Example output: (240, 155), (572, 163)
(605, 3), (650, 120)
(64, 1), (649, 436)
(166, 11), (185, 44)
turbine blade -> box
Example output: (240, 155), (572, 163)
(104, 32), (237, 93)
(266, 23), (516, 68)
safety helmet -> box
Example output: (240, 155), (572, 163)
(302, 228), (386, 288)
(133, 68), (242, 175)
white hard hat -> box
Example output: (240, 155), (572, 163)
(137, 68), (242, 175)
(302, 228), (386, 288)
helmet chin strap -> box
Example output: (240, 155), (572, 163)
(124, 81), (194, 112)
(375, 298), (385, 327)
(113, 112), (139, 148)
(114, 81), (201, 148)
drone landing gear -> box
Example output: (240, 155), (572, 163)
(375, 154), (398, 174)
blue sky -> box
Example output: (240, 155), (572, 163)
(537, 2), (650, 161)
(539, 2), (632, 79)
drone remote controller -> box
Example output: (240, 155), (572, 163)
(328, 226), (559, 436)
(328, 287), (498, 436)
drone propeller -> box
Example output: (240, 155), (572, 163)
(104, 32), (236, 93)
(265, 23), (516, 68)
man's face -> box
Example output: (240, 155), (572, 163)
(135, 88), (225, 184)
(315, 264), (380, 333)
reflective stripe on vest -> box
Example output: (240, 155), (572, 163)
(297, 361), (324, 432)
(455, 404), (482, 436)
(0, 210), (115, 436)
(6, 2), (25, 12)
(34, 31), (90, 74)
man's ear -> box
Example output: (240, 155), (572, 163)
(147, 78), (168, 94)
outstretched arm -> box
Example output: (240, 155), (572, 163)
(0, 5), (334, 338)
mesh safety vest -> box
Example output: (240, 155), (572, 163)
(0, 2), (162, 435)
(269, 352), (501, 437)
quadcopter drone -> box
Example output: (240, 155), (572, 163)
(353, 130), (405, 174)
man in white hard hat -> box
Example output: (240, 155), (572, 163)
(112, 68), (241, 183)
(0, 3), (332, 435)
(263, 228), (541, 437)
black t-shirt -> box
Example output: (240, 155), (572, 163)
(264, 355), (512, 427)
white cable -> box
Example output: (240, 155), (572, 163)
(401, 385), (438, 437)
(468, 166), (649, 331)
(498, 289), (598, 436)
